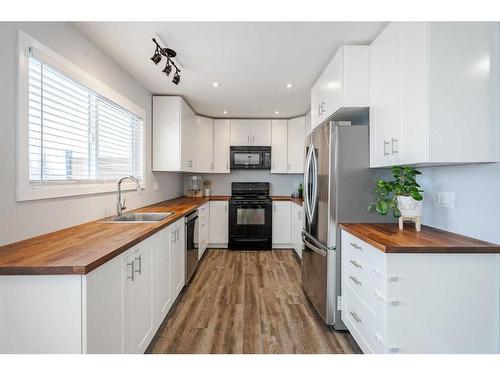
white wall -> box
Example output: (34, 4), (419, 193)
(419, 163), (500, 244)
(186, 171), (303, 196)
(0, 22), (183, 246)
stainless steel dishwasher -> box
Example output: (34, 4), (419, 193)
(185, 210), (199, 284)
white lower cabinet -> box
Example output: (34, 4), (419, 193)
(123, 241), (155, 354)
(272, 201), (291, 247)
(198, 203), (209, 258)
(341, 229), (500, 354)
(290, 203), (303, 258)
(209, 201), (228, 246)
(170, 220), (186, 302)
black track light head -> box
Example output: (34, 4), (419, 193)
(151, 48), (162, 65)
(162, 60), (172, 76)
(172, 71), (181, 85)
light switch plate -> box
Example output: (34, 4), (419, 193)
(434, 192), (455, 208)
(154, 182), (159, 191)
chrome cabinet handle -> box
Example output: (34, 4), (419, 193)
(134, 255), (142, 275)
(247, 135), (250, 144)
(225, 205), (227, 213)
(383, 140), (390, 156)
(226, 162), (229, 170)
(253, 135), (255, 143)
(127, 261), (135, 281)
(210, 162), (214, 170)
(391, 137), (398, 154)
(349, 275), (362, 286)
(350, 243), (362, 250)
(350, 311), (362, 324)
(350, 260), (362, 269)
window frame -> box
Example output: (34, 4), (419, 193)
(17, 31), (146, 201)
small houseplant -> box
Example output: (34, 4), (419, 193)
(368, 166), (424, 218)
(298, 183), (303, 199)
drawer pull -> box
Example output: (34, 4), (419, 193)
(349, 275), (362, 286)
(350, 259), (362, 269)
(349, 243), (362, 250)
(349, 311), (362, 323)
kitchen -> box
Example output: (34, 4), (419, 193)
(1, 5), (500, 369)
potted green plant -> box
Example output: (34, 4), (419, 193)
(368, 166), (424, 218)
(298, 182), (303, 199)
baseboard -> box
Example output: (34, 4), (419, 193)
(208, 243), (228, 249)
(272, 244), (293, 249)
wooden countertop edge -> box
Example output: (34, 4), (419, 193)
(339, 223), (500, 254)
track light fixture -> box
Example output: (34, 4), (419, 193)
(151, 38), (181, 85)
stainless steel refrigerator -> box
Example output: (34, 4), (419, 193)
(301, 121), (391, 329)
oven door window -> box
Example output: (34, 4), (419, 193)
(234, 153), (260, 166)
(237, 207), (266, 225)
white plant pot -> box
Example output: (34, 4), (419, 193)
(396, 195), (423, 217)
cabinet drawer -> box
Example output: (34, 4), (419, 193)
(343, 283), (376, 353)
(342, 231), (386, 274)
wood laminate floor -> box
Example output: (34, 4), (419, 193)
(147, 249), (361, 354)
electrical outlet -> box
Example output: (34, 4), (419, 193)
(154, 182), (159, 191)
(434, 192), (455, 208)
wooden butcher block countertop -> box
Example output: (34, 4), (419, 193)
(0, 196), (226, 276)
(0, 195), (303, 276)
(340, 223), (500, 254)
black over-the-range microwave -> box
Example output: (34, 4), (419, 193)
(229, 146), (271, 170)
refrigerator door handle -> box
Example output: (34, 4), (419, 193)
(304, 144), (314, 223)
(309, 146), (318, 222)
(302, 231), (327, 257)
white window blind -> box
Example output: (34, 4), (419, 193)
(28, 56), (143, 184)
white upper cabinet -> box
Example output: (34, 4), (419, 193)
(230, 119), (271, 146)
(213, 119), (231, 173)
(271, 119), (288, 173)
(152, 96), (196, 172)
(287, 116), (306, 173)
(251, 119), (272, 146)
(195, 116), (214, 173)
(370, 22), (499, 167)
(311, 46), (370, 130)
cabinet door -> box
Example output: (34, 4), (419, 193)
(152, 96), (181, 171)
(171, 222), (185, 300)
(213, 119), (231, 173)
(209, 201), (228, 244)
(271, 120), (288, 173)
(230, 119), (252, 146)
(311, 81), (321, 130)
(296, 206), (303, 258)
(155, 227), (172, 325)
(124, 243), (155, 354)
(322, 47), (343, 117)
(181, 99), (196, 171)
(251, 119), (272, 146)
(398, 22), (427, 165)
(272, 201), (291, 244)
(305, 111), (312, 136)
(85, 255), (125, 353)
(287, 116), (306, 173)
(370, 23), (397, 167)
(195, 116), (214, 173)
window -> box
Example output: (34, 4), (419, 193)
(17, 32), (145, 201)
(28, 58), (143, 183)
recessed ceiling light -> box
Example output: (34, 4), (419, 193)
(223, 110), (228, 114)
(286, 83), (293, 88)
(212, 82), (219, 87)
(275, 111), (280, 115)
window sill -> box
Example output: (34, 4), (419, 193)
(17, 181), (145, 202)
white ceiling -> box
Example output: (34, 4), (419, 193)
(74, 22), (387, 118)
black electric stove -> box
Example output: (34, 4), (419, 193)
(228, 182), (272, 250)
